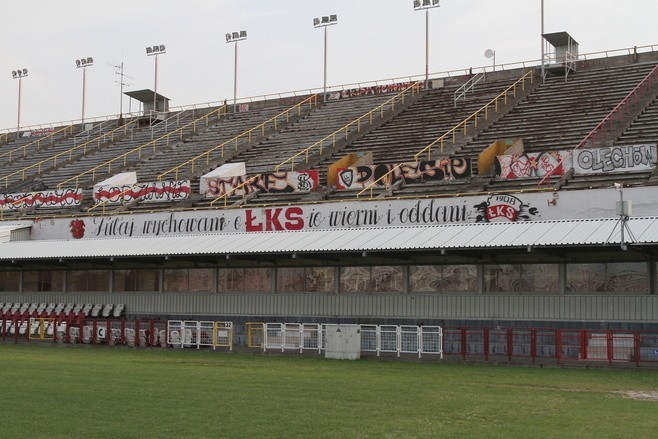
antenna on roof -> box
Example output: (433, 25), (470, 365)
(108, 62), (134, 120)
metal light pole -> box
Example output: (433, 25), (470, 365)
(226, 31), (247, 112)
(75, 57), (93, 128)
(146, 44), (166, 116)
(541, 0), (545, 82)
(11, 68), (28, 140)
(413, 0), (440, 88)
(313, 15), (338, 100)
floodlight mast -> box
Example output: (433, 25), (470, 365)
(313, 15), (338, 100)
(76, 57), (94, 127)
(226, 31), (247, 113)
(11, 68), (28, 140)
(413, 0), (441, 89)
(146, 44), (166, 116)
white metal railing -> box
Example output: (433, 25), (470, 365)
(166, 320), (233, 350)
(260, 322), (442, 358)
(454, 69), (486, 106)
(3, 43), (656, 136)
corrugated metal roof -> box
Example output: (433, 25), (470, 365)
(1, 217), (658, 261)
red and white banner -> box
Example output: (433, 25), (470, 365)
(495, 151), (572, 180)
(93, 180), (191, 204)
(0, 188), (82, 210)
(202, 170), (319, 198)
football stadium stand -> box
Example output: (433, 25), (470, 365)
(0, 43), (658, 365)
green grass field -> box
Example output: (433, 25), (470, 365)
(1, 344), (656, 438)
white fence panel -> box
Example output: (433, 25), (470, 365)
(420, 326), (443, 359)
(264, 323), (284, 352)
(284, 323), (302, 351)
(301, 324), (322, 353)
(400, 326), (420, 356)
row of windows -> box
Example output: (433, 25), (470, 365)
(0, 262), (653, 294)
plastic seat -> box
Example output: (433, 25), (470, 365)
(112, 304), (125, 318)
(101, 304), (113, 318)
(90, 304), (103, 318)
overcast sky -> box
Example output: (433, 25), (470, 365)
(1, 0), (656, 130)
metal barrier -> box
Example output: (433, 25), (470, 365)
(1, 316), (656, 366)
(263, 323), (324, 353)
(246, 322), (264, 348)
(442, 328), (658, 366)
(166, 320), (233, 350)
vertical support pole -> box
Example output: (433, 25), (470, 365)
(323, 25), (328, 101)
(153, 55), (158, 115)
(234, 41), (239, 113)
(540, 0), (545, 83)
(81, 66), (87, 126)
(16, 76), (22, 140)
(425, 8), (429, 88)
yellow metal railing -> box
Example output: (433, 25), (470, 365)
(209, 175), (260, 207)
(0, 120), (138, 190)
(355, 71), (535, 199)
(414, 70), (534, 161)
(57, 106), (229, 189)
(275, 82), (423, 172)
(356, 164), (403, 199)
(157, 95), (319, 181)
(0, 124), (76, 163)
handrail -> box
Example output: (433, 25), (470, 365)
(157, 95), (319, 181)
(209, 175), (261, 207)
(414, 70), (535, 161)
(275, 82), (422, 172)
(355, 71), (535, 197)
(454, 69), (486, 107)
(356, 164), (403, 199)
(0, 124), (77, 163)
(0, 120), (138, 190)
(3, 43), (657, 135)
(57, 105), (229, 189)
(538, 63), (658, 186)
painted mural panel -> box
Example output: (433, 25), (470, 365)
(566, 262), (649, 294)
(483, 264), (559, 293)
(202, 170), (319, 198)
(494, 151), (572, 180)
(409, 265), (477, 293)
(339, 266), (403, 293)
(93, 180), (191, 204)
(277, 267), (335, 293)
(336, 158), (472, 190)
(0, 188), (82, 210)
(574, 144), (657, 175)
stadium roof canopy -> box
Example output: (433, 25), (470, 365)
(1, 217), (657, 261)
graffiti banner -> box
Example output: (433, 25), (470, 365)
(203, 170), (319, 198)
(93, 180), (191, 204)
(574, 144), (657, 175)
(331, 82), (416, 99)
(0, 188), (82, 210)
(336, 158), (471, 190)
(495, 151), (572, 180)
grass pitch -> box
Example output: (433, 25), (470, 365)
(1, 344), (656, 438)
